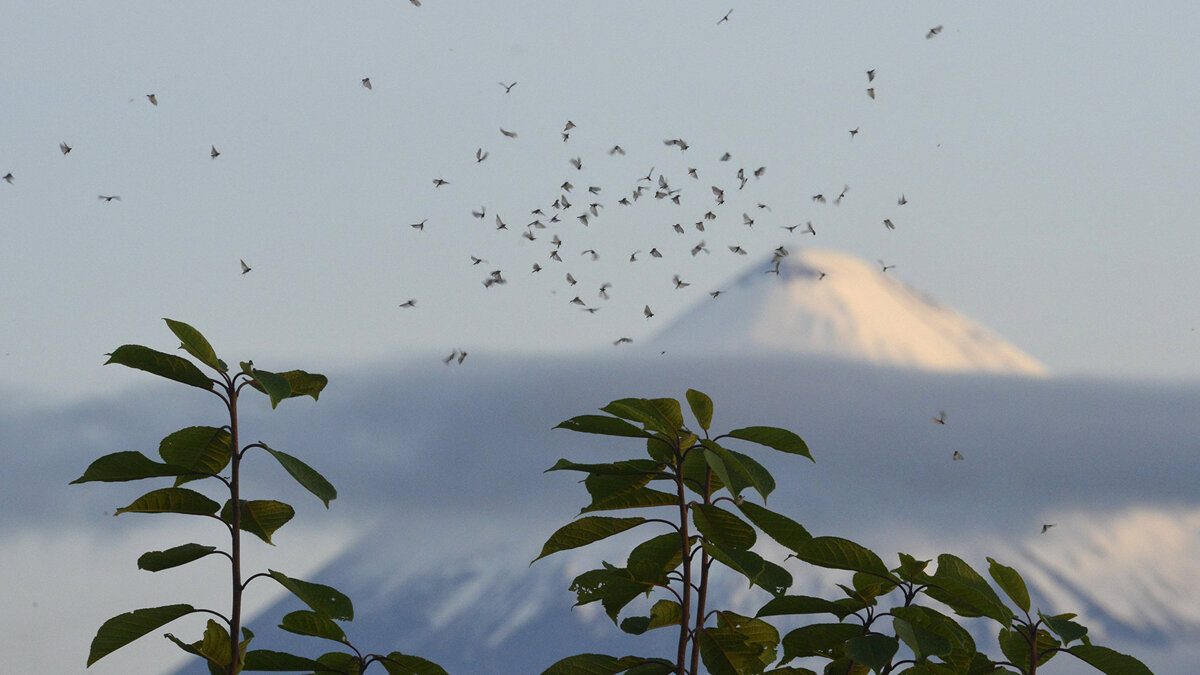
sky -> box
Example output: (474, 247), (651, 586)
(3, 1), (1200, 408)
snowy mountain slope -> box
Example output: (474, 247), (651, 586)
(653, 249), (1048, 376)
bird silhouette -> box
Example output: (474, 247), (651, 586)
(867, 69), (876, 82)
(884, 219), (895, 230)
(361, 77), (372, 90)
(2, 173), (12, 184)
(613, 337), (632, 345)
(926, 25), (943, 39)
(898, 194), (908, 205)
(432, 178), (449, 187)
(210, 145), (220, 159)
(499, 81), (517, 93)
(608, 145), (625, 155)
(59, 142), (72, 155)
(569, 157), (582, 170)
(240, 259), (251, 274)
(952, 451), (964, 461)
(933, 411), (947, 425)
(410, 219), (427, 230)
(500, 127), (518, 138)
(644, 305), (654, 318)
(146, 94), (158, 106)
(672, 275), (689, 289)
(398, 300), (416, 308)
(98, 194), (121, 202)
(879, 260), (896, 272)
(1041, 523), (1056, 534)
(717, 9), (732, 24)
(475, 148), (489, 163)
(729, 245), (748, 255)
(867, 87), (875, 99)
(849, 127), (859, 140)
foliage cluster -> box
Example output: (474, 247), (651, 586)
(73, 321), (1152, 674)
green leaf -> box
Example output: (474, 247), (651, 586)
(725, 426), (812, 461)
(790, 537), (894, 582)
(987, 557), (1030, 613)
(698, 626), (771, 675)
(925, 554), (1013, 626)
(685, 389), (714, 431)
(999, 627), (1059, 672)
(627, 532), (688, 584)
(1066, 645), (1154, 674)
(86, 604), (195, 665)
(723, 446), (776, 500)
(1039, 611), (1088, 645)
(221, 499), (295, 544)
(757, 595), (854, 621)
(582, 472), (676, 513)
(249, 368), (293, 408)
(602, 398), (681, 436)
(278, 609), (346, 642)
(716, 611), (781, 670)
(243, 649), (325, 670)
(314, 650), (361, 674)
(620, 599), (682, 635)
(105, 344), (214, 390)
(274, 369), (328, 402)
(261, 444), (337, 507)
(268, 570), (354, 620)
(890, 606), (976, 670)
(540, 654), (673, 675)
(137, 543), (219, 572)
(378, 651), (450, 675)
(159, 426), (232, 482)
(892, 618), (952, 663)
(555, 415), (655, 439)
(681, 446), (724, 495)
(894, 552), (932, 582)
(114, 487), (220, 517)
(570, 565), (652, 623)
(845, 635), (898, 673)
(70, 451), (196, 484)
(692, 503), (756, 550)
(737, 501), (811, 551)
(780, 623), (863, 664)
(703, 542), (792, 597)
(534, 516), (648, 562)
(545, 458), (665, 475)
(164, 318), (224, 372)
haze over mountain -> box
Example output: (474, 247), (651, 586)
(5, 255), (1194, 674)
(654, 249), (1048, 377)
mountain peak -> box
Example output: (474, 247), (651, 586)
(653, 248), (1048, 376)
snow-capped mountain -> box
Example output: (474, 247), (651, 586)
(653, 248), (1047, 376)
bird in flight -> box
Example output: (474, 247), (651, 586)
(849, 127), (859, 140)
(2, 173), (12, 184)
(240, 259), (252, 275)
(710, 291), (723, 299)
(879, 260), (896, 273)
(884, 219), (895, 230)
(499, 81), (517, 93)
(867, 69), (876, 82)
(812, 193), (826, 203)
(926, 25), (943, 39)
(410, 219), (427, 230)
(475, 148), (489, 163)
(361, 77), (372, 90)
(398, 299), (416, 308)
(729, 245), (748, 255)
(952, 451), (964, 461)
(1041, 523), (1056, 534)
(608, 145), (626, 155)
(898, 194), (908, 205)
(867, 87), (875, 99)
(644, 305), (655, 318)
(500, 127), (518, 138)
(211, 145), (220, 159)
(409, 0), (420, 5)
(432, 178), (449, 187)
(59, 142), (72, 155)
(613, 337), (632, 345)
(717, 9), (732, 24)
(146, 94), (158, 106)
(672, 274), (689, 289)
(933, 411), (947, 425)
(97, 194), (121, 202)
(569, 157), (582, 170)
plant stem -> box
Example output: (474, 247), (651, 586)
(675, 455), (690, 675)
(227, 383), (242, 674)
(688, 467), (713, 675)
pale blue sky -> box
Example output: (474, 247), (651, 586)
(4, 1), (1199, 405)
